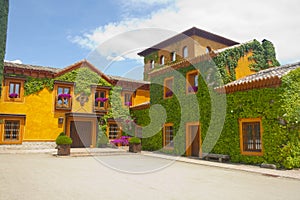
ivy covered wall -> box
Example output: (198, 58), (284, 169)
(0, 0), (9, 96)
(144, 39), (280, 84)
(131, 61), (300, 169)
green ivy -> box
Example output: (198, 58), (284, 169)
(24, 77), (54, 96)
(144, 51), (159, 64)
(56, 67), (111, 96)
(98, 86), (134, 137)
(132, 61), (300, 169)
(0, 0), (9, 96)
(213, 39), (280, 83)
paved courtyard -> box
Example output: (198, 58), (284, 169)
(0, 154), (300, 200)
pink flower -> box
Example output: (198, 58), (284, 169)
(58, 93), (71, 99)
(9, 93), (18, 98)
(96, 97), (108, 102)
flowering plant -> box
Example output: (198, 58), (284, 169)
(188, 86), (198, 92)
(110, 136), (131, 146)
(9, 93), (18, 98)
(58, 93), (71, 99)
(125, 101), (132, 106)
(165, 91), (173, 97)
(95, 97), (108, 102)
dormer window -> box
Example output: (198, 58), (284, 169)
(171, 52), (176, 62)
(160, 56), (165, 65)
(183, 46), (188, 58)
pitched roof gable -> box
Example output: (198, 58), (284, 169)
(54, 59), (112, 84)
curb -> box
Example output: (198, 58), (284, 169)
(141, 152), (300, 181)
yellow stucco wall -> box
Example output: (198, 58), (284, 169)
(235, 52), (255, 80)
(0, 80), (150, 143)
(133, 89), (150, 106)
(192, 35), (230, 57)
(71, 93), (93, 113)
(0, 87), (65, 142)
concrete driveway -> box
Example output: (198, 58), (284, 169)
(0, 154), (299, 200)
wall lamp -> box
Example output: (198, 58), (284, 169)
(58, 117), (64, 124)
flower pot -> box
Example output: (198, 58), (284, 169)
(56, 144), (71, 156)
(129, 143), (141, 153)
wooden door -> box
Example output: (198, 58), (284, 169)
(186, 123), (201, 157)
(190, 125), (200, 157)
(70, 121), (92, 148)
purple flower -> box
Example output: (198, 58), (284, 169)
(110, 136), (131, 146)
(188, 86), (198, 92)
(58, 93), (71, 99)
(9, 93), (18, 98)
(96, 97), (108, 102)
(125, 102), (132, 106)
(165, 91), (173, 97)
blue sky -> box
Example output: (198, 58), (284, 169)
(5, 0), (300, 80)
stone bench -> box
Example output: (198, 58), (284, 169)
(202, 153), (230, 163)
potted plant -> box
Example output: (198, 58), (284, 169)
(97, 132), (109, 148)
(129, 137), (141, 153)
(55, 132), (72, 156)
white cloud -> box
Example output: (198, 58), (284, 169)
(4, 59), (22, 64)
(70, 0), (300, 64)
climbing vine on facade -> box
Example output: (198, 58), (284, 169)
(24, 67), (111, 96)
(213, 39), (280, 83)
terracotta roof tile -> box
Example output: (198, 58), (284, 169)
(216, 61), (300, 93)
(4, 61), (60, 73)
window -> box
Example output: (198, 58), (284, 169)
(94, 90), (107, 110)
(239, 118), (263, 156)
(0, 116), (25, 144)
(164, 77), (174, 99)
(135, 126), (143, 138)
(186, 70), (199, 94)
(55, 84), (72, 110)
(9, 82), (20, 97)
(108, 123), (120, 139)
(123, 92), (132, 107)
(206, 46), (212, 53)
(183, 46), (188, 58)
(5, 79), (24, 102)
(163, 123), (174, 148)
(150, 60), (155, 69)
(171, 52), (176, 62)
(160, 56), (165, 65)
(4, 120), (20, 141)
(56, 86), (71, 108)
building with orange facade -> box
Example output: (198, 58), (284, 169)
(0, 60), (149, 147)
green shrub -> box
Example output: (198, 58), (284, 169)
(56, 132), (72, 145)
(129, 137), (141, 144)
(97, 132), (109, 147)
